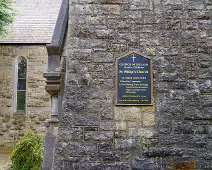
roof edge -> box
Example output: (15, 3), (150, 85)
(0, 43), (48, 45)
(46, 0), (69, 55)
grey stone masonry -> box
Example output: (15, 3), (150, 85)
(52, 0), (212, 169)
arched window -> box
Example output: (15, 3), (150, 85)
(16, 58), (27, 112)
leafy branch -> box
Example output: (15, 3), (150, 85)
(0, 0), (15, 35)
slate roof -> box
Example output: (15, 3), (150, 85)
(0, 0), (62, 43)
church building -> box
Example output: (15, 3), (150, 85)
(0, 0), (62, 148)
(1, 0), (212, 169)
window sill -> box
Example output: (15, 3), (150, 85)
(14, 111), (26, 115)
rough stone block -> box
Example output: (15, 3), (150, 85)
(104, 0), (129, 4)
(114, 107), (142, 122)
(199, 20), (211, 30)
(93, 5), (121, 15)
(143, 113), (155, 127)
(199, 149), (212, 160)
(75, 5), (92, 15)
(84, 131), (114, 141)
(115, 139), (139, 150)
(115, 121), (127, 130)
(128, 122), (142, 128)
(143, 147), (183, 157)
(100, 121), (116, 131)
(132, 158), (159, 170)
(184, 135), (207, 148)
(171, 82), (187, 90)
(100, 105), (114, 120)
(160, 134), (183, 145)
(173, 160), (197, 170)
(183, 124), (207, 134)
(131, 0), (153, 10)
(98, 142), (113, 152)
(140, 128), (154, 138)
(198, 69), (212, 79)
(199, 161), (212, 169)
(201, 95), (212, 107)
(184, 107), (204, 120)
(95, 29), (116, 39)
(169, 90), (185, 100)
(128, 128), (142, 138)
(74, 112), (99, 126)
(198, 60), (211, 68)
(142, 135), (159, 148)
(80, 162), (131, 170)
(159, 72), (186, 82)
(164, 0), (182, 5)
(115, 131), (127, 138)
(98, 151), (121, 161)
(93, 52), (114, 63)
(56, 142), (97, 156)
(157, 120), (172, 134)
(58, 127), (83, 141)
(185, 0), (205, 9)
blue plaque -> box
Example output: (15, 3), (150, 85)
(116, 52), (153, 105)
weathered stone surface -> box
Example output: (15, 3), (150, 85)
(114, 107), (142, 121)
(0, 45), (50, 147)
(115, 121), (127, 130)
(160, 135), (183, 146)
(132, 158), (160, 170)
(52, 0), (212, 169)
(143, 147), (183, 157)
(55, 142), (97, 156)
(79, 162), (131, 170)
(84, 131), (114, 141)
(199, 161), (212, 169)
(100, 121), (116, 131)
(58, 127), (83, 141)
(199, 149), (212, 160)
(98, 151), (121, 161)
(184, 135), (207, 148)
(115, 139), (139, 150)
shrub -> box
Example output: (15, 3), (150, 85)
(11, 132), (44, 170)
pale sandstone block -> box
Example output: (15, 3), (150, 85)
(114, 106), (142, 122)
(116, 121), (127, 130)
(143, 113), (155, 127)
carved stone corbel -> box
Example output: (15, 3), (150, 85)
(44, 72), (61, 96)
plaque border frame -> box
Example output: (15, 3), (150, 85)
(115, 51), (153, 106)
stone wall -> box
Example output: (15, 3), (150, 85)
(0, 45), (50, 148)
(53, 0), (212, 169)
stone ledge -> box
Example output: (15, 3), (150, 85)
(13, 111), (26, 116)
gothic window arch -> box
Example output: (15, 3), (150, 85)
(14, 57), (27, 113)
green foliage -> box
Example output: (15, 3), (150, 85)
(0, 0), (15, 35)
(11, 132), (44, 170)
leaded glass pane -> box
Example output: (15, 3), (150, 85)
(18, 79), (26, 90)
(18, 59), (27, 78)
(17, 91), (26, 111)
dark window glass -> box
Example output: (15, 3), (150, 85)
(17, 91), (26, 111)
(18, 79), (26, 90)
(17, 59), (27, 112)
(18, 60), (27, 78)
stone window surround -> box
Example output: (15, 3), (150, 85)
(13, 56), (28, 115)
